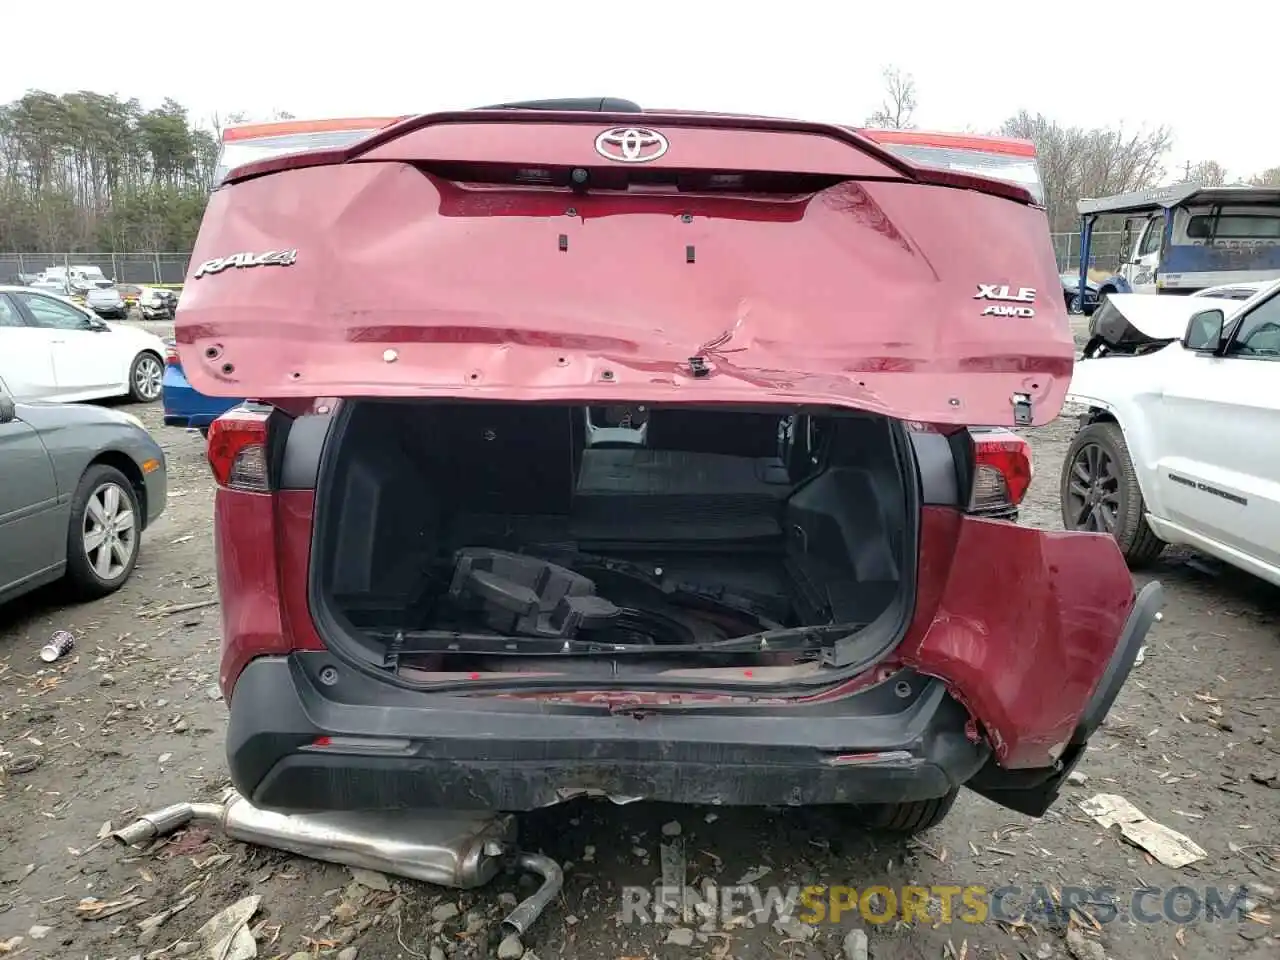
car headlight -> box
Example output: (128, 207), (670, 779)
(117, 412), (147, 431)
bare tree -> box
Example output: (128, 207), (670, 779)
(207, 108), (291, 141)
(865, 66), (917, 130)
(208, 110), (248, 142)
(1183, 160), (1228, 186)
(1249, 166), (1280, 187)
(1001, 111), (1173, 232)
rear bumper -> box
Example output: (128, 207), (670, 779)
(966, 580), (1163, 815)
(224, 584), (1162, 817)
(227, 656), (992, 813)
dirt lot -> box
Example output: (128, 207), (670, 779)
(1, 398), (1277, 960)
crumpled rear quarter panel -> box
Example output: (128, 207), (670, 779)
(899, 508), (1135, 768)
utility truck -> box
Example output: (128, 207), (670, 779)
(1076, 183), (1280, 313)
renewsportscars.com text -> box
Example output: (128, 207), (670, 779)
(618, 882), (1254, 927)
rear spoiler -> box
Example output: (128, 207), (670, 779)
(218, 111), (1041, 205)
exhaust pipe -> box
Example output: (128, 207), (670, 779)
(501, 852), (564, 937)
(113, 790), (513, 889)
(113, 791), (563, 934)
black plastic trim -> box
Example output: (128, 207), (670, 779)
(1073, 580), (1164, 741)
(227, 655), (990, 813)
(911, 432), (960, 506)
(264, 407), (294, 490)
(280, 413), (333, 490)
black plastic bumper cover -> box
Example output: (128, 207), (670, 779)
(226, 656), (992, 813)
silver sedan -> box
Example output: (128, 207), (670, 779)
(0, 388), (167, 605)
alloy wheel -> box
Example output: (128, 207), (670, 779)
(134, 355), (163, 400)
(83, 482), (137, 581)
(1064, 442), (1121, 533)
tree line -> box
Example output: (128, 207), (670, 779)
(2, 83), (1277, 254)
(0, 92), (291, 255)
(867, 66), (1280, 233)
(0, 91), (222, 253)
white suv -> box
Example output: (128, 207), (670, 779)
(1060, 286), (1280, 585)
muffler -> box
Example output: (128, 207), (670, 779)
(113, 791), (562, 932)
(113, 790), (513, 887)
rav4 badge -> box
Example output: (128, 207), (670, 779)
(975, 283), (1036, 317)
(193, 249), (298, 279)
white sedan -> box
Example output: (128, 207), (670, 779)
(0, 286), (167, 403)
(1060, 287), (1280, 586)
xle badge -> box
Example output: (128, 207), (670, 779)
(193, 249), (297, 279)
(974, 283), (1036, 318)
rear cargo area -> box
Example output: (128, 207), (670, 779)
(310, 400), (916, 680)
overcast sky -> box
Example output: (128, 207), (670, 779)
(5, 0), (1278, 181)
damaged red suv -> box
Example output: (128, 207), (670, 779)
(183, 100), (1162, 835)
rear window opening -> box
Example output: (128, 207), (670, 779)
(309, 401), (919, 689)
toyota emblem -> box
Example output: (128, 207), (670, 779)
(594, 127), (669, 163)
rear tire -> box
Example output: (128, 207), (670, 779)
(859, 789), (958, 834)
(64, 465), (142, 600)
(1060, 421), (1165, 565)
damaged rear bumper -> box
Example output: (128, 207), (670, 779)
(227, 581), (1162, 816)
(227, 657), (992, 812)
(968, 580), (1164, 815)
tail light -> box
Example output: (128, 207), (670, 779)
(207, 408), (272, 492)
(859, 129), (1044, 206)
(216, 118), (401, 186)
(969, 430), (1033, 516)
(164, 342), (181, 366)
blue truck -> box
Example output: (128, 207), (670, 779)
(1075, 183), (1280, 314)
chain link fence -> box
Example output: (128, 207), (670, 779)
(0, 252), (190, 286)
(1050, 230), (1129, 275)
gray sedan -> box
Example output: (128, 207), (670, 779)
(0, 388), (167, 605)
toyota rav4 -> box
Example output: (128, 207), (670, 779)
(180, 101), (1162, 834)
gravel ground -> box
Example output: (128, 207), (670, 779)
(1, 392), (1277, 960)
